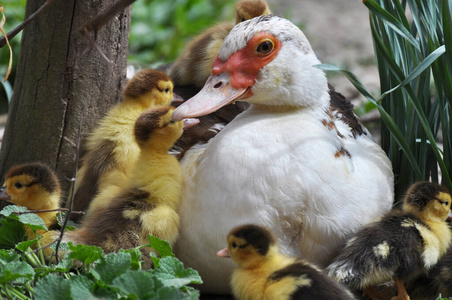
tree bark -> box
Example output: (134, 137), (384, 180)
(0, 0), (131, 198)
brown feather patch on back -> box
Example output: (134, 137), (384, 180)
(124, 69), (171, 99)
(71, 139), (117, 219)
(328, 84), (365, 138)
(229, 224), (275, 256)
(134, 106), (172, 146)
(6, 163), (59, 194)
(78, 188), (152, 250)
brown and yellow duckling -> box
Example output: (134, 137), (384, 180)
(217, 224), (356, 300)
(0, 163), (61, 232)
(71, 69), (181, 222)
(326, 181), (452, 300)
(63, 106), (195, 266)
(168, 0), (271, 88)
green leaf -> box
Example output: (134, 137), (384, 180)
(147, 235), (174, 258)
(0, 249), (20, 263)
(70, 275), (96, 300)
(112, 270), (158, 298)
(56, 212), (78, 231)
(50, 241), (69, 253)
(364, 0), (420, 50)
(153, 256), (203, 288)
(67, 242), (103, 266)
(92, 251), (132, 284)
(34, 275), (71, 300)
(0, 260), (34, 284)
(0, 205), (47, 231)
(52, 257), (73, 272)
(0, 217), (26, 248)
(15, 237), (41, 252)
(123, 247), (142, 270)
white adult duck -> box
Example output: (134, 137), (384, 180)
(172, 15), (394, 294)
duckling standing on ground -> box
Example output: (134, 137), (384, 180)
(326, 182), (452, 300)
(70, 69), (181, 222)
(61, 106), (196, 266)
(217, 224), (357, 300)
(168, 0), (271, 88)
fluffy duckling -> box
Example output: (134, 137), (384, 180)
(0, 163), (61, 232)
(327, 182), (452, 300)
(71, 69), (181, 222)
(168, 0), (271, 88)
(62, 106), (190, 266)
(217, 224), (356, 300)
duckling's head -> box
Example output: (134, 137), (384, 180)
(123, 69), (182, 107)
(235, 0), (272, 24)
(403, 181), (451, 222)
(217, 224), (278, 269)
(0, 163), (61, 210)
(134, 106), (184, 150)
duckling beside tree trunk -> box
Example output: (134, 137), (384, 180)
(62, 106), (195, 267)
(326, 182), (452, 300)
(0, 163), (62, 257)
(70, 69), (181, 223)
(217, 224), (357, 300)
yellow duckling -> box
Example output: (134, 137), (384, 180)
(62, 106), (193, 266)
(168, 0), (271, 88)
(326, 181), (452, 300)
(71, 69), (181, 222)
(0, 163), (61, 231)
(217, 224), (357, 300)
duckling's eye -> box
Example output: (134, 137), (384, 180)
(231, 242), (237, 248)
(256, 39), (274, 55)
(14, 182), (23, 189)
(445, 201), (449, 206)
(165, 88), (170, 93)
(241, 17), (245, 22)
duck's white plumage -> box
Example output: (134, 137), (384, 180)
(173, 15), (394, 293)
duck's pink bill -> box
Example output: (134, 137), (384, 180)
(216, 247), (230, 258)
(448, 210), (452, 221)
(0, 187), (10, 201)
(182, 118), (200, 130)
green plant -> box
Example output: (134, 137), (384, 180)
(320, 0), (452, 200)
(0, 205), (202, 299)
(129, 0), (236, 67)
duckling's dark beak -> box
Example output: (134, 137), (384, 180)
(170, 92), (184, 104)
(448, 210), (452, 221)
(216, 247), (230, 258)
(0, 186), (11, 201)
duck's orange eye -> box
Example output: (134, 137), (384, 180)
(256, 39), (274, 56)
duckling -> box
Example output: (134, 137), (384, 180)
(168, 0), (271, 88)
(326, 181), (452, 300)
(0, 163), (61, 232)
(62, 106), (191, 266)
(217, 224), (356, 300)
(71, 69), (181, 222)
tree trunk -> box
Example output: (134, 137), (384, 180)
(0, 0), (131, 199)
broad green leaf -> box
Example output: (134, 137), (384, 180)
(0, 217), (26, 248)
(112, 270), (159, 298)
(67, 242), (103, 266)
(50, 241), (69, 253)
(147, 235), (174, 258)
(0, 249), (20, 263)
(92, 251), (132, 284)
(123, 247), (142, 270)
(15, 237), (41, 252)
(52, 257), (73, 272)
(70, 275), (96, 300)
(34, 275), (71, 300)
(153, 256), (203, 288)
(0, 260), (34, 284)
(0, 205), (47, 230)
